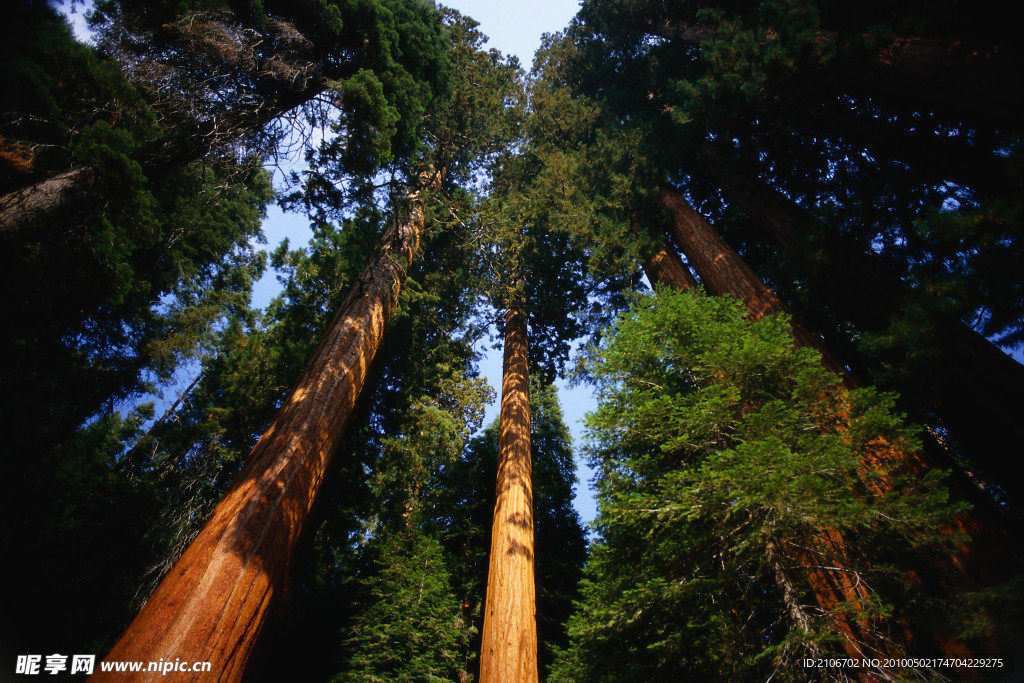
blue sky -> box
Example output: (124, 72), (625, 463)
(444, 0), (580, 67)
(439, 1), (597, 523)
(255, 1), (599, 522)
(67, 0), (599, 522)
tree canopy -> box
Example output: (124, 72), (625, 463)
(3, 0), (1022, 679)
(552, 289), (980, 681)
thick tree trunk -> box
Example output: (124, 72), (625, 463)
(94, 174), (436, 681)
(658, 184), (1021, 665)
(479, 306), (539, 683)
(642, 238), (698, 290)
(0, 167), (97, 236)
(658, 185), (851, 380)
(705, 160), (1024, 505)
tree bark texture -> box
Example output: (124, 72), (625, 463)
(657, 185), (851, 380)
(642, 238), (699, 290)
(94, 176), (433, 681)
(705, 159), (1024, 506)
(479, 307), (539, 683)
(658, 183), (1021, 663)
(0, 167), (97, 236)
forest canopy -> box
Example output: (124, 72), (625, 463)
(2, 0), (1022, 680)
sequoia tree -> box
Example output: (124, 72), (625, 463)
(479, 303), (539, 683)
(1, 0), (451, 450)
(698, 148), (1024, 503)
(474, 64), (609, 673)
(96, 172), (439, 681)
(511, 4), (1024, 668)
(552, 290), (980, 681)
(95, 5), (532, 675)
(553, 0), (1024, 509)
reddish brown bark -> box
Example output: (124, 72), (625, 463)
(657, 185), (1020, 667)
(643, 238), (698, 290)
(703, 155), (1024, 506)
(658, 185), (852, 381)
(479, 306), (539, 683)
(94, 174), (436, 681)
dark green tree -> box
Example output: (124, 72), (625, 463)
(541, 0), (1024, 507)
(551, 288), (996, 682)
(1, 0), (454, 460)
(336, 528), (468, 683)
(1, 6), (277, 653)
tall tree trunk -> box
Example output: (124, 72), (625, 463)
(704, 158), (1024, 505)
(658, 184), (1021, 664)
(94, 173), (437, 681)
(479, 306), (539, 683)
(657, 185), (851, 380)
(642, 237), (699, 290)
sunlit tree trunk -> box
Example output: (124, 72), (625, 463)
(642, 238), (698, 290)
(479, 305), (539, 683)
(95, 173), (438, 681)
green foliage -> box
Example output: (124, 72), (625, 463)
(552, 289), (965, 681)
(474, 49), (641, 375)
(427, 380), (587, 681)
(8, 0), (1022, 676)
(1, 2), (157, 188)
(429, 9), (524, 183)
(564, 0), (1023, 346)
(337, 528), (468, 682)
(535, 0), (1024, 509)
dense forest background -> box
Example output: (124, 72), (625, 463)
(2, 0), (1022, 680)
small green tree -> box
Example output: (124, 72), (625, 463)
(553, 289), (968, 682)
(337, 528), (468, 683)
